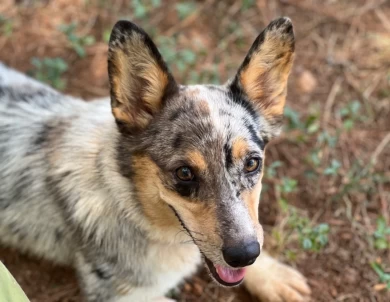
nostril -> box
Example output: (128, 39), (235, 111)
(222, 246), (243, 267)
(222, 241), (260, 268)
(246, 241), (260, 260)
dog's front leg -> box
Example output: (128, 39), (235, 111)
(243, 251), (311, 302)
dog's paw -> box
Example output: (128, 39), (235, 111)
(244, 252), (311, 302)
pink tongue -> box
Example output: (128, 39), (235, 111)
(215, 265), (246, 283)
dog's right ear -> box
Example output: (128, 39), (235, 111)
(108, 21), (177, 133)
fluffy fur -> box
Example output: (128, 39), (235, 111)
(0, 17), (310, 302)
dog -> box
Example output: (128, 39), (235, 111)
(0, 17), (310, 302)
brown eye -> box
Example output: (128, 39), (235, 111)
(176, 166), (194, 181)
(245, 158), (260, 173)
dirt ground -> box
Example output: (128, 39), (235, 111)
(0, 0), (389, 301)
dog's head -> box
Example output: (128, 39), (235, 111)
(108, 18), (294, 286)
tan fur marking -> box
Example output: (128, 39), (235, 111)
(131, 155), (179, 231)
(241, 175), (263, 224)
(112, 107), (132, 124)
(132, 155), (222, 248)
(232, 137), (249, 160)
(187, 150), (207, 171)
(198, 100), (210, 115)
(240, 30), (294, 119)
(186, 87), (200, 97)
(159, 187), (221, 247)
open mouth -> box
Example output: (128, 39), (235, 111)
(204, 257), (246, 287)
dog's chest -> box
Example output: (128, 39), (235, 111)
(148, 242), (202, 293)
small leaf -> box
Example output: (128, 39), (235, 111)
(302, 238), (312, 250)
(176, 2), (197, 20)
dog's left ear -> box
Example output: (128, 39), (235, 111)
(229, 17), (295, 123)
(108, 21), (177, 133)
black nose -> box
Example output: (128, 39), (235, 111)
(222, 241), (260, 268)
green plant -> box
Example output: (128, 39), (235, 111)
(30, 57), (68, 90)
(266, 161), (283, 178)
(188, 67), (220, 85)
(242, 0), (255, 10)
(175, 2), (197, 20)
(338, 100), (363, 130)
(132, 0), (161, 19)
(0, 14), (13, 36)
(156, 36), (202, 80)
(288, 211), (330, 252)
(338, 161), (388, 197)
(370, 262), (390, 290)
(373, 217), (390, 250)
(273, 175), (330, 252)
(283, 106), (320, 143)
(323, 159), (341, 176)
(284, 106), (302, 130)
(102, 29), (111, 43)
(59, 22), (95, 57)
(276, 177), (298, 212)
(317, 130), (338, 148)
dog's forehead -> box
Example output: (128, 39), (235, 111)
(173, 85), (259, 137)
(153, 84), (264, 161)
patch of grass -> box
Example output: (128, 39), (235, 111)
(59, 22), (95, 58)
(30, 57), (68, 90)
(373, 217), (390, 250)
(370, 262), (390, 290)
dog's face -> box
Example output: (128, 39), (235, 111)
(108, 18), (294, 286)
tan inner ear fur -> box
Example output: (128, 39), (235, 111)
(111, 33), (168, 126)
(240, 32), (294, 119)
(131, 155), (222, 247)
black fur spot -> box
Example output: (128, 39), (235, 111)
(244, 120), (264, 150)
(204, 85), (225, 92)
(0, 197), (10, 209)
(173, 133), (184, 149)
(169, 109), (183, 122)
(219, 109), (233, 117)
(0, 85), (6, 98)
(224, 142), (233, 169)
(93, 267), (112, 280)
(55, 229), (63, 242)
(33, 124), (53, 147)
(174, 181), (199, 198)
(115, 139), (134, 180)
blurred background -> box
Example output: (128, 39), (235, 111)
(0, 0), (389, 301)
